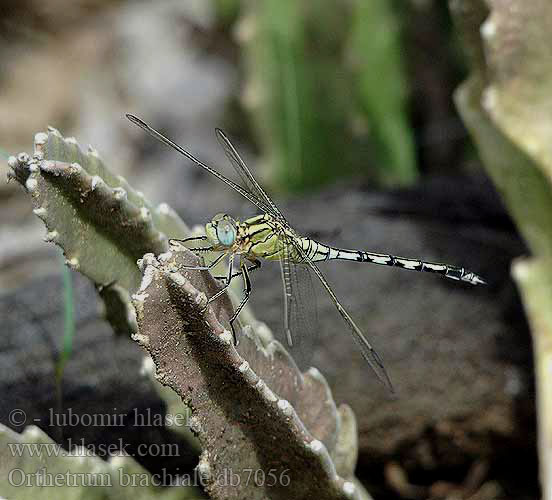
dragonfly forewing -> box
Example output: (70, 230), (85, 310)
(215, 128), (285, 222)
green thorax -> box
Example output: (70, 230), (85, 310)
(239, 214), (295, 261)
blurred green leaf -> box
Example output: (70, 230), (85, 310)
(240, 0), (352, 192)
(214, 0), (241, 26)
(346, 0), (418, 186)
(239, 0), (417, 192)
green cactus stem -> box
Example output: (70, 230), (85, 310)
(8, 127), (190, 335)
(451, 1), (552, 496)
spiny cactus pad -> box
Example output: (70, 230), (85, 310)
(132, 244), (366, 500)
(8, 128), (189, 335)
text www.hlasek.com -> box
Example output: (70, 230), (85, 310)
(7, 438), (179, 459)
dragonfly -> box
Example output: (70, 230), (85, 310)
(127, 114), (485, 393)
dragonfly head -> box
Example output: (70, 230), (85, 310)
(206, 213), (237, 248)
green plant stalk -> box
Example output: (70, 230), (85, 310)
(279, 34), (302, 186)
(240, 0), (417, 191)
(55, 253), (75, 383)
(241, 0), (355, 192)
(347, 0), (418, 186)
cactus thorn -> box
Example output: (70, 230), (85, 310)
(158, 251), (173, 263)
(47, 126), (62, 137)
(34, 132), (48, 146)
(113, 187), (127, 200)
(40, 160), (58, 173)
(139, 207), (151, 221)
(278, 400), (294, 417)
(197, 459), (212, 480)
(65, 257), (79, 269)
(25, 177), (38, 192)
(90, 175), (104, 190)
(7, 156), (18, 169)
(33, 207), (47, 218)
(343, 481), (356, 497)
(219, 330), (233, 345)
(44, 230), (59, 242)
(131, 333), (149, 346)
(17, 152), (29, 164)
(157, 202), (171, 215)
(309, 439), (324, 453)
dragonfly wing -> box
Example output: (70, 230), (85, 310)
(215, 128), (287, 223)
(126, 114), (272, 216)
(279, 237), (319, 368)
(288, 238), (394, 393)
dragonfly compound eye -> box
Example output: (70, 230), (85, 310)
(216, 220), (236, 247)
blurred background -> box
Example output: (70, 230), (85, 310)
(0, 1), (543, 499)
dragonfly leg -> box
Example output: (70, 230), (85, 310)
(207, 258), (261, 306)
(204, 256), (235, 307)
(189, 246), (215, 253)
(179, 251), (226, 271)
(212, 260), (261, 280)
(170, 236), (214, 253)
(169, 235), (207, 245)
(228, 259), (260, 345)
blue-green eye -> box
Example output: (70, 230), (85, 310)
(216, 220), (236, 246)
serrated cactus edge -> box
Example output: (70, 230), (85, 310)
(132, 244), (369, 500)
(8, 127), (190, 335)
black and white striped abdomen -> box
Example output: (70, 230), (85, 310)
(296, 239), (485, 285)
(293, 238), (333, 263)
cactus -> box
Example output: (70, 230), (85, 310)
(141, 356), (202, 456)
(8, 127), (369, 498)
(0, 423), (203, 499)
(8, 128), (190, 335)
(132, 245), (369, 500)
(451, 0), (552, 497)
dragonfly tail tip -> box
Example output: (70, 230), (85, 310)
(463, 272), (487, 286)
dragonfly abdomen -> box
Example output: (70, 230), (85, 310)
(303, 241), (485, 285)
